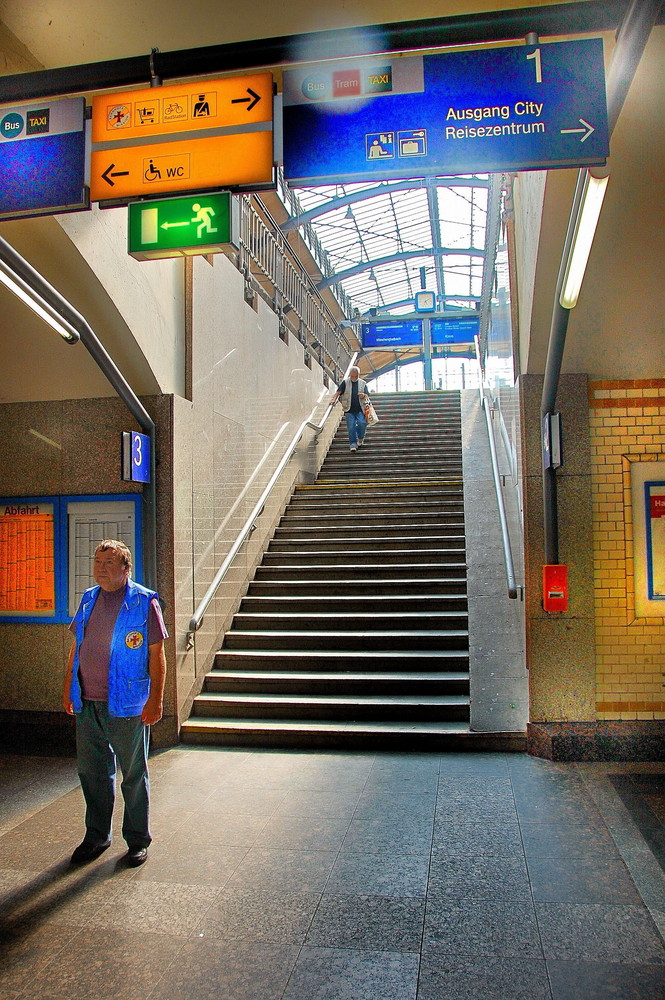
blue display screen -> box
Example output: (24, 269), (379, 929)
(362, 320), (422, 348)
(431, 316), (479, 344)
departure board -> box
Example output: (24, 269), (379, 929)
(0, 502), (55, 615)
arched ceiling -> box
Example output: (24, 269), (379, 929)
(280, 175), (489, 317)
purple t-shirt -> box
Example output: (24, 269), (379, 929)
(70, 587), (168, 701)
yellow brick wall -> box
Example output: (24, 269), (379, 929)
(589, 379), (665, 720)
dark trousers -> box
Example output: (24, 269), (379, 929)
(75, 700), (151, 848)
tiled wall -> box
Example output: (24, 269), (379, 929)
(589, 379), (665, 720)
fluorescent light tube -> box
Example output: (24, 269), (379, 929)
(559, 171), (609, 310)
(0, 259), (79, 343)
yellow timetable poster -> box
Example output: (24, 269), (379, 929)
(0, 502), (55, 615)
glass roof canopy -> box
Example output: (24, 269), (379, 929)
(283, 174), (490, 320)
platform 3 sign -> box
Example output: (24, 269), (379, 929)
(283, 39), (609, 183)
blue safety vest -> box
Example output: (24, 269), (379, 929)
(70, 579), (159, 717)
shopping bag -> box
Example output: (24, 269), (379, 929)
(364, 403), (379, 426)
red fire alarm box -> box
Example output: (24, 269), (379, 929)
(543, 564), (568, 612)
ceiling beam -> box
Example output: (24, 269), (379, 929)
(0, 2), (657, 103)
(316, 247), (485, 291)
(280, 177), (490, 232)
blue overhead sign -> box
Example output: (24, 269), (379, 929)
(0, 97), (87, 220)
(431, 315), (480, 345)
(362, 319), (422, 349)
(283, 39), (608, 183)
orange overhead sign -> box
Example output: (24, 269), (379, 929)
(90, 73), (274, 201)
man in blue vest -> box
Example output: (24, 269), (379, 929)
(62, 539), (167, 867)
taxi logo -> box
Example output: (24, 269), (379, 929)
(108, 104), (131, 129)
(27, 108), (50, 135)
(366, 66), (392, 94)
(125, 630), (144, 649)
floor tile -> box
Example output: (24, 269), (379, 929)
(427, 854), (531, 901)
(0, 923), (79, 993)
(282, 946), (419, 1000)
(417, 953), (552, 1000)
(78, 880), (221, 936)
(27, 927), (183, 999)
(254, 813), (351, 850)
(353, 791), (437, 821)
(167, 811), (270, 848)
(520, 819), (620, 860)
(274, 789), (362, 818)
(199, 887), (320, 943)
(528, 855), (643, 905)
(423, 898), (542, 957)
(306, 894), (425, 951)
(536, 902), (665, 963)
(431, 818), (524, 857)
(547, 959), (665, 999)
(327, 851), (430, 898)
(225, 847), (337, 892)
(147, 937), (300, 1000)
(130, 842), (248, 886)
(342, 817), (434, 854)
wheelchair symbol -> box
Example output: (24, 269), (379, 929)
(144, 159), (162, 182)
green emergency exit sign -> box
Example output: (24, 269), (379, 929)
(128, 192), (239, 260)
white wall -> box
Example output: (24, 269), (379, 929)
(58, 207), (187, 396)
(171, 251), (338, 716)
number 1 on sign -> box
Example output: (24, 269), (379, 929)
(526, 48), (542, 83)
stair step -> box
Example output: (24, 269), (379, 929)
(293, 486), (464, 499)
(273, 524), (465, 538)
(215, 649), (470, 670)
(284, 500), (464, 513)
(280, 513), (464, 527)
(221, 629), (469, 651)
(262, 549), (465, 566)
(268, 535), (465, 551)
(240, 594), (469, 613)
(254, 564), (467, 580)
(247, 578), (468, 596)
(191, 692), (470, 721)
(180, 718), (526, 752)
(232, 611), (469, 630)
(204, 670), (470, 695)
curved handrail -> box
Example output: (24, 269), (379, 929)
(186, 358), (356, 647)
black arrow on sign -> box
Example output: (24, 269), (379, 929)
(102, 163), (130, 187)
(231, 88), (260, 112)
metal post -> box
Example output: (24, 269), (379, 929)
(423, 318), (433, 391)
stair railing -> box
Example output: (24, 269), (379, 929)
(475, 338), (518, 600)
(186, 356), (357, 649)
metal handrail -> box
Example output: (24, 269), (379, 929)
(481, 390), (518, 600)
(185, 358), (356, 647)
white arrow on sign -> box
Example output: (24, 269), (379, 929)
(161, 221), (190, 229)
(560, 118), (595, 142)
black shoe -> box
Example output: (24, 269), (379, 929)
(125, 845), (148, 867)
(70, 840), (111, 864)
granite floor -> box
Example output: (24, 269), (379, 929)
(1, 748), (664, 1000)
